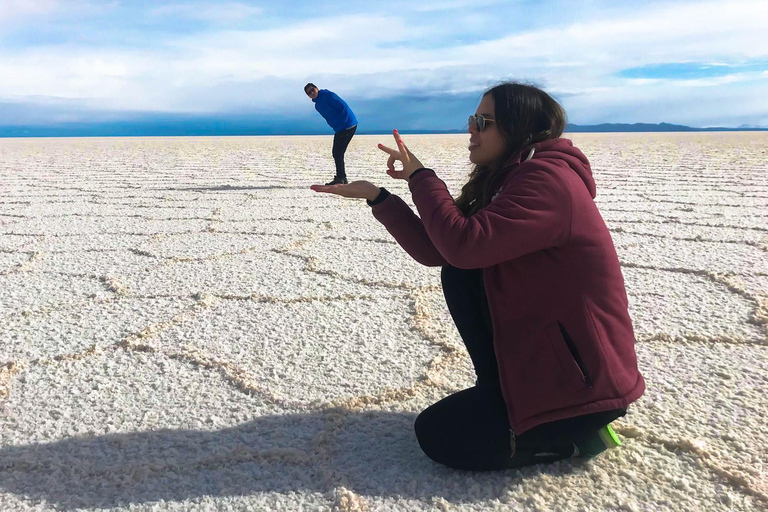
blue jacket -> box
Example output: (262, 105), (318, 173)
(313, 89), (357, 133)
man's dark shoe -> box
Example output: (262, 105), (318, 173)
(325, 177), (348, 185)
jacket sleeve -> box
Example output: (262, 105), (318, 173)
(408, 167), (572, 269)
(371, 193), (449, 267)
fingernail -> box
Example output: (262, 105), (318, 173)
(378, 143), (383, 147)
(398, 140), (403, 144)
(394, 129), (398, 133)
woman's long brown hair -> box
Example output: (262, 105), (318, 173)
(455, 82), (567, 216)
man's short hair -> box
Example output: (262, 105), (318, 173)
(304, 83), (317, 93)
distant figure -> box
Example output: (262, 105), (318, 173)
(311, 81), (645, 470)
(305, 83), (358, 185)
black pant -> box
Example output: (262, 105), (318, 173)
(414, 265), (624, 471)
(332, 125), (356, 179)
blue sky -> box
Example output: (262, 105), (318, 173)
(1, 0), (767, 134)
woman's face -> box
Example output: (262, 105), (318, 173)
(468, 94), (506, 168)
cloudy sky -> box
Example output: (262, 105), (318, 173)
(1, 0), (767, 134)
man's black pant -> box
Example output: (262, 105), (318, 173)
(414, 265), (624, 471)
(332, 125), (357, 179)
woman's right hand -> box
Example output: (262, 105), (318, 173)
(377, 130), (425, 181)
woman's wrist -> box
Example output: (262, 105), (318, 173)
(364, 185), (381, 201)
(407, 168), (429, 181)
(367, 188), (390, 206)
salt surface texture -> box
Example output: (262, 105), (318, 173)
(1, 133), (767, 511)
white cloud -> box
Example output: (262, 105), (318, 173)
(0, 0), (766, 124)
(148, 2), (263, 23)
(410, 0), (513, 13)
(447, 0), (768, 72)
(0, 0), (60, 21)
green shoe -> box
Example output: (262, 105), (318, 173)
(574, 424), (622, 458)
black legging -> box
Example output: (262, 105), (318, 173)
(332, 125), (357, 179)
(414, 265), (624, 471)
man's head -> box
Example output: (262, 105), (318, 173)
(304, 83), (319, 99)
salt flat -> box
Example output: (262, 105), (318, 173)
(1, 133), (767, 511)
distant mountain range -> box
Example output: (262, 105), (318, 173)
(564, 122), (768, 132)
(373, 123), (768, 134)
(408, 122), (768, 134)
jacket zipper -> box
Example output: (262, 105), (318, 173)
(558, 322), (593, 387)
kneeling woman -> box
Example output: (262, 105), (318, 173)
(311, 81), (645, 470)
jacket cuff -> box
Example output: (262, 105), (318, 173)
(408, 168), (436, 190)
(367, 187), (391, 206)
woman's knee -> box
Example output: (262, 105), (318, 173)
(413, 406), (434, 446)
(414, 404), (445, 462)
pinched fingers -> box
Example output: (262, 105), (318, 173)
(378, 143), (402, 172)
(387, 154), (398, 172)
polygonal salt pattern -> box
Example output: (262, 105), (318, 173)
(609, 221), (768, 245)
(1, 133), (767, 511)
(649, 209), (768, 230)
(0, 234), (40, 251)
(31, 248), (155, 278)
(615, 234), (768, 275)
(132, 232), (287, 260)
(257, 201), (369, 224)
(0, 252), (33, 274)
(124, 250), (375, 299)
(329, 410), (761, 511)
(0, 349), (279, 445)
(628, 341), (768, 503)
(0, 297), (197, 361)
(151, 295), (442, 406)
(0, 271), (111, 316)
(0, 351), (330, 510)
(12, 215), (209, 236)
(624, 268), (765, 343)
(276, 207), (395, 243)
(633, 341), (768, 440)
(0, 216), (26, 230)
(32, 233), (157, 253)
(504, 443), (760, 511)
(729, 274), (768, 301)
(295, 237), (443, 289)
(411, 285), (464, 350)
(219, 219), (320, 238)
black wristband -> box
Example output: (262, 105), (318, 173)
(367, 188), (390, 206)
(408, 168), (430, 180)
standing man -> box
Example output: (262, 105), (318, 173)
(304, 83), (358, 185)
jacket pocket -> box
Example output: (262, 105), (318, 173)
(545, 322), (593, 389)
(557, 322), (593, 387)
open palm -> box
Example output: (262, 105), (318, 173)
(310, 180), (380, 200)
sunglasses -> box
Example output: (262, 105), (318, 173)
(468, 114), (496, 132)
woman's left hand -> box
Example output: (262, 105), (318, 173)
(378, 130), (425, 181)
(310, 180), (381, 201)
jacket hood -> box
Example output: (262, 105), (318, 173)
(507, 138), (595, 199)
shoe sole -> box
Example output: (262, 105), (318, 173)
(598, 424), (622, 448)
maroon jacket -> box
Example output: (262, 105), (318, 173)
(371, 138), (644, 434)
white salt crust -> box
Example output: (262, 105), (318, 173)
(1, 133), (767, 511)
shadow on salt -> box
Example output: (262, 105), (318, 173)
(0, 410), (588, 509)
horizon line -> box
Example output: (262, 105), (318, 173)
(2, 127), (768, 138)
